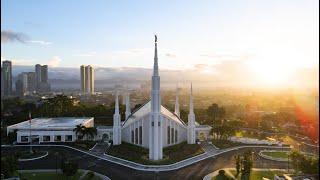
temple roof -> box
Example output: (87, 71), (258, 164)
(122, 101), (186, 127)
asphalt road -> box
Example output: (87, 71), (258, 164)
(2, 146), (289, 180)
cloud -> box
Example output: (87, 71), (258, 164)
(48, 56), (61, 67)
(1, 30), (29, 43)
(27, 40), (52, 45)
(73, 52), (97, 57)
(165, 53), (176, 58)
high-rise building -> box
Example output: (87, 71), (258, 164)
(80, 65), (94, 95)
(1, 68), (4, 97)
(80, 65), (86, 93)
(26, 72), (36, 93)
(2, 60), (12, 96)
(15, 73), (28, 97)
(35, 64), (50, 93)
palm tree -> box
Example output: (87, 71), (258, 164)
(85, 127), (98, 140)
(73, 125), (86, 140)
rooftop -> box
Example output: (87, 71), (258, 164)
(123, 101), (186, 127)
(7, 117), (93, 131)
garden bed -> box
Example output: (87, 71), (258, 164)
(106, 141), (204, 165)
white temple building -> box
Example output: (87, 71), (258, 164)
(113, 35), (211, 160)
(7, 36), (211, 161)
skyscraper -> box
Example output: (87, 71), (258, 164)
(2, 60), (12, 96)
(16, 73), (28, 97)
(80, 65), (86, 93)
(80, 65), (94, 95)
(35, 64), (50, 93)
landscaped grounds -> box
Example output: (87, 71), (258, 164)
(261, 151), (289, 159)
(212, 169), (287, 180)
(106, 141), (204, 165)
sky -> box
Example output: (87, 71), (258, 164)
(1, 0), (319, 88)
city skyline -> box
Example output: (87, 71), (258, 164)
(1, 0), (319, 88)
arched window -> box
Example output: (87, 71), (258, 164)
(135, 128), (138, 144)
(171, 128), (174, 144)
(131, 130), (134, 143)
(139, 126), (142, 145)
(175, 130), (178, 143)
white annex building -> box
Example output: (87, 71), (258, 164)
(7, 36), (211, 161)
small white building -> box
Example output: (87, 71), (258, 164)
(7, 117), (95, 143)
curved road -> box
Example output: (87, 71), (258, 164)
(2, 146), (289, 180)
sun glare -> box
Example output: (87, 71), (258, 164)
(247, 59), (294, 86)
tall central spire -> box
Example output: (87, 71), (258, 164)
(153, 35), (159, 76)
(149, 35), (163, 160)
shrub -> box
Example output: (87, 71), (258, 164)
(61, 159), (78, 177)
(86, 171), (95, 179)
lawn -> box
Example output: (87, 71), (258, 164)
(228, 169), (286, 180)
(106, 141), (204, 165)
(212, 139), (246, 149)
(19, 171), (83, 180)
(261, 151), (289, 159)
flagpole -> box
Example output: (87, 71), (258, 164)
(29, 111), (32, 153)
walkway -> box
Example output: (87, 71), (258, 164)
(89, 142), (109, 154)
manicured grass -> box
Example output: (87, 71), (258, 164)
(261, 151), (289, 159)
(212, 139), (246, 149)
(229, 169), (286, 180)
(106, 141), (204, 165)
(18, 150), (47, 159)
(235, 130), (267, 140)
(19, 171), (83, 180)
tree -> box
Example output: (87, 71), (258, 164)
(289, 150), (319, 174)
(215, 169), (230, 180)
(7, 130), (17, 144)
(1, 155), (18, 178)
(235, 155), (241, 176)
(73, 125), (86, 140)
(61, 159), (78, 177)
(233, 150), (253, 180)
(85, 127), (97, 140)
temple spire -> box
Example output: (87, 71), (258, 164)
(115, 91), (119, 114)
(153, 35), (159, 76)
(113, 90), (121, 145)
(187, 82), (196, 144)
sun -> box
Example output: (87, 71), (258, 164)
(247, 59), (294, 86)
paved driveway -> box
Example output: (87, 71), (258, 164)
(2, 146), (288, 180)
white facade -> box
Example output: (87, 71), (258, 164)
(7, 117), (94, 143)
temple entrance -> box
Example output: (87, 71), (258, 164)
(199, 132), (206, 141)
